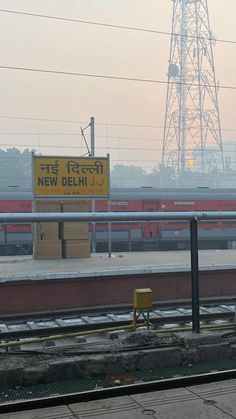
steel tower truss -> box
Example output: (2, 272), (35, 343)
(162, 0), (224, 174)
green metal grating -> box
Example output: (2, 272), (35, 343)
(134, 358), (236, 382)
(1, 358), (236, 404)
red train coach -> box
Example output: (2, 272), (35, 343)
(1, 188), (236, 254)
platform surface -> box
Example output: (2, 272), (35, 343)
(1, 249), (236, 282)
(1, 378), (236, 418)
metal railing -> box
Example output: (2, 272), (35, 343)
(1, 210), (236, 334)
(1, 210), (236, 222)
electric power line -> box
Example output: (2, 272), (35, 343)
(0, 64), (236, 91)
(0, 8), (235, 45)
(0, 115), (86, 124)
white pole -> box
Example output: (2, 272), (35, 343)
(90, 117), (96, 254)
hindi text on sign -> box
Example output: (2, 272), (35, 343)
(34, 156), (109, 197)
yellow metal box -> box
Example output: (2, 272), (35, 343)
(133, 288), (153, 309)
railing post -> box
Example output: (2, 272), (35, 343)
(190, 219), (200, 333)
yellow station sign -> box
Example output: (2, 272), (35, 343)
(34, 156), (109, 197)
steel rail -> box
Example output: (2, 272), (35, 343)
(0, 319), (136, 341)
(1, 210), (236, 334)
(2, 210), (236, 222)
(0, 369), (236, 414)
(0, 310), (234, 341)
(1, 296), (234, 322)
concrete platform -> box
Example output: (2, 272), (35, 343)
(1, 378), (236, 418)
(0, 250), (236, 315)
(1, 249), (236, 282)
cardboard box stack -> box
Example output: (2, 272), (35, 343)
(33, 200), (91, 260)
(62, 201), (91, 259)
(33, 201), (62, 260)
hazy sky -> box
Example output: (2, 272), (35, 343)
(0, 0), (235, 170)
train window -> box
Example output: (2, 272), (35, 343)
(201, 221), (218, 224)
(215, 220), (236, 224)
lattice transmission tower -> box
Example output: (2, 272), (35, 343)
(162, 0), (224, 174)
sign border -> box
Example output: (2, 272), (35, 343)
(33, 153), (110, 199)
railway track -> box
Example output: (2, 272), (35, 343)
(0, 301), (235, 341)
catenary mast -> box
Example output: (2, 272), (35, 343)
(162, 0), (224, 175)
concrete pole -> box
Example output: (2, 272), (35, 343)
(90, 117), (96, 254)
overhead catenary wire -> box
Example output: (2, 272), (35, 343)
(0, 132), (229, 140)
(1, 142), (236, 152)
(0, 8), (235, 159)
(2, 157), (236, 164)
(0, 133), (163, 141)
(0, 115), (235, 133)
(0, 115), (163, 128)
(0, 8), (235, 45)
(0, 133), (213, 143)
